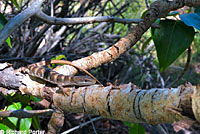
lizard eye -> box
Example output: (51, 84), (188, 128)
(82, 79), (89, 82)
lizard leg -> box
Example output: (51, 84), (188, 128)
(56, 84), (70, 96)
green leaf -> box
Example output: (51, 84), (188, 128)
(180, 13), (200, 30)
(19, 118), (32, 132)
(7, 102), (22, 126)
(151, 20), (195, 71)
(10, 0), (20, 10)
(19, 106), (32, 131)
(130, 123), (145, 134)
(32, 116), (41, 130)
(51, 55), (67, 68)
(6, 37), (12, 48)
(1, 116), (17, 129)
(51, 55), (67, 60)
(0, 123), (11, 131)
(124, 122), (145, 134)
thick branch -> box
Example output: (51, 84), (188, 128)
(19, 77), (195, 125)
(53, 84), (195, 125)
(0, 66), (197, 124)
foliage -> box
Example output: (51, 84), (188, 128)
(0, 94), (40, 131)
(51, 54), (67, 68)
(151, 20), (195, 71)
(142, 6), (200, 72)
(124, 122), (145, 134)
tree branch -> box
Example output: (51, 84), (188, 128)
(0, 109), (53, 118)
(35, 10), (142, 25)
(19, 76), (196, 125)
(54, 0), (200, 76)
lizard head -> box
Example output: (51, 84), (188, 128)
(71, 76), (96, 86)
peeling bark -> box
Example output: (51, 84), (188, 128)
(18, 74), (196, 125)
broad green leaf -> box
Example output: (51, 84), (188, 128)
(51, 55), (67, 68)
(180, 13), (200, 30)
(7, 102), (22, 126)
(124, 122), (145, 134)
(32, 116), (41, 130)
(19, 118), (32, 132)
(19, 106), (32, 131)
(151, 20), (195, 71)
(0, 117), (17, 130)
(10, 0), (20, 10)
(130, 123), (145, 134)
(0, 13), (12, 48)
(0, 123), (11, 131)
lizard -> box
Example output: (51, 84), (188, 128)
(19, 60), (102, 95)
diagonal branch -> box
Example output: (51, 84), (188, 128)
(54, 0), (200, 76)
